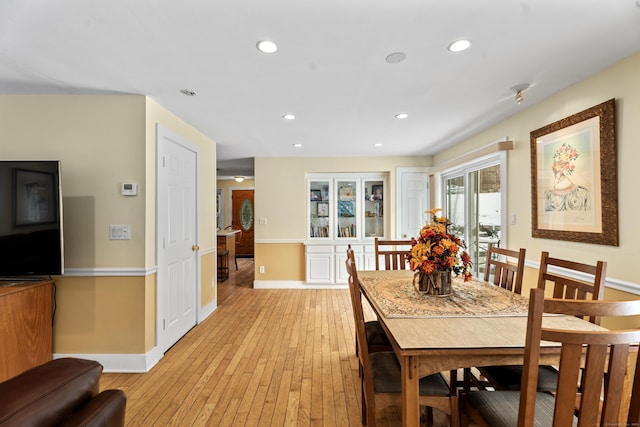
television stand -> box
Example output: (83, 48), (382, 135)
(0, 280), (53, 382)
(0, 276), (52, 283)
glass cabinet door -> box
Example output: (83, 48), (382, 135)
(336, 180), (357, 238)
(363, 179), (384, 238)
(309, 180), (330, 238)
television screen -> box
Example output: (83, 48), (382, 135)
(0, 160), (64, 277)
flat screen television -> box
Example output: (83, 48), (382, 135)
(0, 160), (64, 277)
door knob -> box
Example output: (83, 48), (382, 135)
(192, 244), (199, 251)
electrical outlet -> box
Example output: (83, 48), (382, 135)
(510, 213), (516, 225)
(259, 266), (265, 274)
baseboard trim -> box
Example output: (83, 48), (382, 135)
(199, 298), (218, 322)
(253, 280), (348, 289)
(54, 347), (163, 373)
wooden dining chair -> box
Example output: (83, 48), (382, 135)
(480, 251), (607, 392)
(346, 246), (392, 361)
(483, 243), (526, 293)
(461, 287), (640, 427)
(374, 237), (412, 270)
(346, 248), (459, 427)
(463, 244), (526, 390)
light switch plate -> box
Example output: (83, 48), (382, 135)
(110, 224), (131, 240)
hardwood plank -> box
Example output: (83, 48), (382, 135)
(100, 258), (452, 426)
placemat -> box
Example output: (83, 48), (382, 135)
(359, 272), (530, 318)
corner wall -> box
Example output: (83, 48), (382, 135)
(0, 95), (216, 371)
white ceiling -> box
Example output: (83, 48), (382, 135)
(1, 1), (639, 177)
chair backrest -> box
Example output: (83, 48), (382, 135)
(537, 251), (607, 324)
(374, 237), (412, 270)
(483, 243), (526, 294)
(518, 288), (640, 427)
(345, 246), (372, 378)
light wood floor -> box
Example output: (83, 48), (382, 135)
(101, 258), (452, 426)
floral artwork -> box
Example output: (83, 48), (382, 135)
(409, 208), (472, 281)
(531, 98), (618, 246)
(545, 141), (591, 212)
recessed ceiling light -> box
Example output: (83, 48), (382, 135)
(256, 40), (278, 53)
(395, 113), (408, 119)
(448, 39), (471, 53)
(180, 89), (197, 96)
(282, 113), (295, 120)
(385, 52), (406, 64)
(293, 143), (302, 148)
(374, 143), (383, 147)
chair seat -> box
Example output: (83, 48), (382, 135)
(481, 364), (559, 391)
(370, 352), (450, 396)
(464, 390), (576, 427)
(365, 320), (390, 348)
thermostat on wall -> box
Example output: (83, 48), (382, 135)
(121, 183), (138, 196)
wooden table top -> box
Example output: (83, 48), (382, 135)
(358, 269), (604, 353)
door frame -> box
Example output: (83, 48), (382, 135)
(156, 124), (201, 354)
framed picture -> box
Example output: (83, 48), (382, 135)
(371, 185), (383, 201)
(317, 201), (329, 217)
(14, 169), (57, 226)
(310, 189), (322, 201)
(531, 98), (617, 245)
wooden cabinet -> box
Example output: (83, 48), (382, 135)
(0, 280), (53, 382)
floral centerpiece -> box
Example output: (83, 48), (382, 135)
(409, 208), (472, 295)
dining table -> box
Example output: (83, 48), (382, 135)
(357, 269), (606, 427)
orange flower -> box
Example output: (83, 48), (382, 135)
(409, 208), (473, 280)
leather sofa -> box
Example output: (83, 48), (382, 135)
(0, 357), (126, 427)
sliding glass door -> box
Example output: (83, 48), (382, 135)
(442, 153), (506, 278)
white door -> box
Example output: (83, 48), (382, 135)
(397, 169), (429, 239)
(157, 125), (199, 354)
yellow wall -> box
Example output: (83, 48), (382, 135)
(0, 95), (216, 355)
(434, 52), (640, 287)
(255, 243), (305, 281)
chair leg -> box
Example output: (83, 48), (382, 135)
(361, 378), (368, 426)
(426, 406), (434, 426)
(235, 257), (238, 270)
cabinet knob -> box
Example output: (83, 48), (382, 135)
(192, 244), (199, 251)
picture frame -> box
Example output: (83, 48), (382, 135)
(317, 201), (329, 217)
(310, 189), (322, 201)
(530, 98), (617, 246)
(14, 169), (57, 226)
(371, 185), (383, 201)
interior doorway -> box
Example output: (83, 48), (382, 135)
(231, 189), (254, 257)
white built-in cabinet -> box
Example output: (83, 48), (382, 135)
(305, 173), (388, 284)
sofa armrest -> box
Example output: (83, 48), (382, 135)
(0, 358), (101, 427)
(58, 389), (127, 427)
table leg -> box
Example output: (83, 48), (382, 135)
(401, 355), (420, 427)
